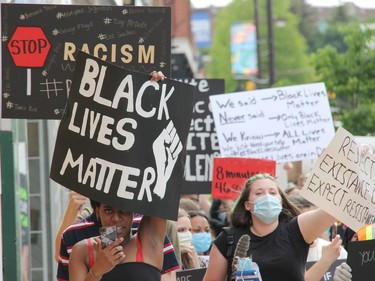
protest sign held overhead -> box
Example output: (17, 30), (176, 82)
(300, 127), (375, 231)
(212, 157), (276, 200)
(1, 3), (171, 119)
(210, 83), (335, 163)
(50, 52), (195, 220)
(179, 79), (224, 194)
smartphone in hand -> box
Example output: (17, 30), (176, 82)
(99, 226), (117, 248)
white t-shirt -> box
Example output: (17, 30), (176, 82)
(307, 238), (347, 262)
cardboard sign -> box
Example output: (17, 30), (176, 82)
(300, 127), (375, 231)
(212, 157), (276, 200)
(1, 3), (171, 119)
(306, 259), (346, 281)
(347, 240), (375, 281)
(176, 268), (206, 281)
(209, 83), (335, 163)
(179, 79), (224, 194)
(50, 52), (194, 220)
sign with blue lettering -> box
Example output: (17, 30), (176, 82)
(191, 12), (211, 49)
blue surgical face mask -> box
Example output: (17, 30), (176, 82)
(192, 232), (212, 254)
(218, 212), (227, 223)
(252, 194), (282, 224)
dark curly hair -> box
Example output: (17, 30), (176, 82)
(230, 173), (301, 228)
(89, 199), (100, 210)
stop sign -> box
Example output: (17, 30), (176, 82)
(7, 26), (51, 67)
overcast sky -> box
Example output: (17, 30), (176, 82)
(190, 0), (375, 9)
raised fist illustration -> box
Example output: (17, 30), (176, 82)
(152, 120), (182, 199)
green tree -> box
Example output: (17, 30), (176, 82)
(307, 4), (352, 53)
(331, 4), (351, 23)
(290, 0), (316, 53)
(312, 23), (375, 135)
(309, 24), (347, 54)
(207, 0), (314, 92)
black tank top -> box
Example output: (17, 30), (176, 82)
(101, 262), (161, 281)
(87, 235), (162, 281)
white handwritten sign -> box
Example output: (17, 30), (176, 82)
(209, 83), (335, 163)
(300, 127), (375, 231)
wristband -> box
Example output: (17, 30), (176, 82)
(89, 268), (102, 280)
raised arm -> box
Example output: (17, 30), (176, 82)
(305, 235), (342, 281)
(138, 216), (166, 270)
(55, 191), (87, 262)
(298, 208), (336, 244)
(202, 244), (228, 281)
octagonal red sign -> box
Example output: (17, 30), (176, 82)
(7, 26), (51, 67)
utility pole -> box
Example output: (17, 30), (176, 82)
(267, 0), (275, 86)
(254, 0), (261, 88)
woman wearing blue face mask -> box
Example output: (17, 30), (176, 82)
(203, 173), (338, 281)
(189, 212), (213, 267)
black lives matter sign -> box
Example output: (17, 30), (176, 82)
(1, 3), (170, 119)
(50, 52), (194, 220)
(179, 79), (224, 194)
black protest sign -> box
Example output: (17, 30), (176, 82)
(50, 52), (194, 220)
(176, 268), (206, 281)
(1, 3), (171, 119)
(306, 259), (346, 281)
(179, 79), (224, 194)
(347, 240), (375, 281)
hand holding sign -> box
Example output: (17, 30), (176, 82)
(300, 127), (375, 231)
(50, 52), (195, 220)
(360, 144), (373, 156)
(321, 235), (343, 264)
(153, 120), (183, 199)
(333, 262), (352, 281)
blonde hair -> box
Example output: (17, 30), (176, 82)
(178, 208), (190, 219)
